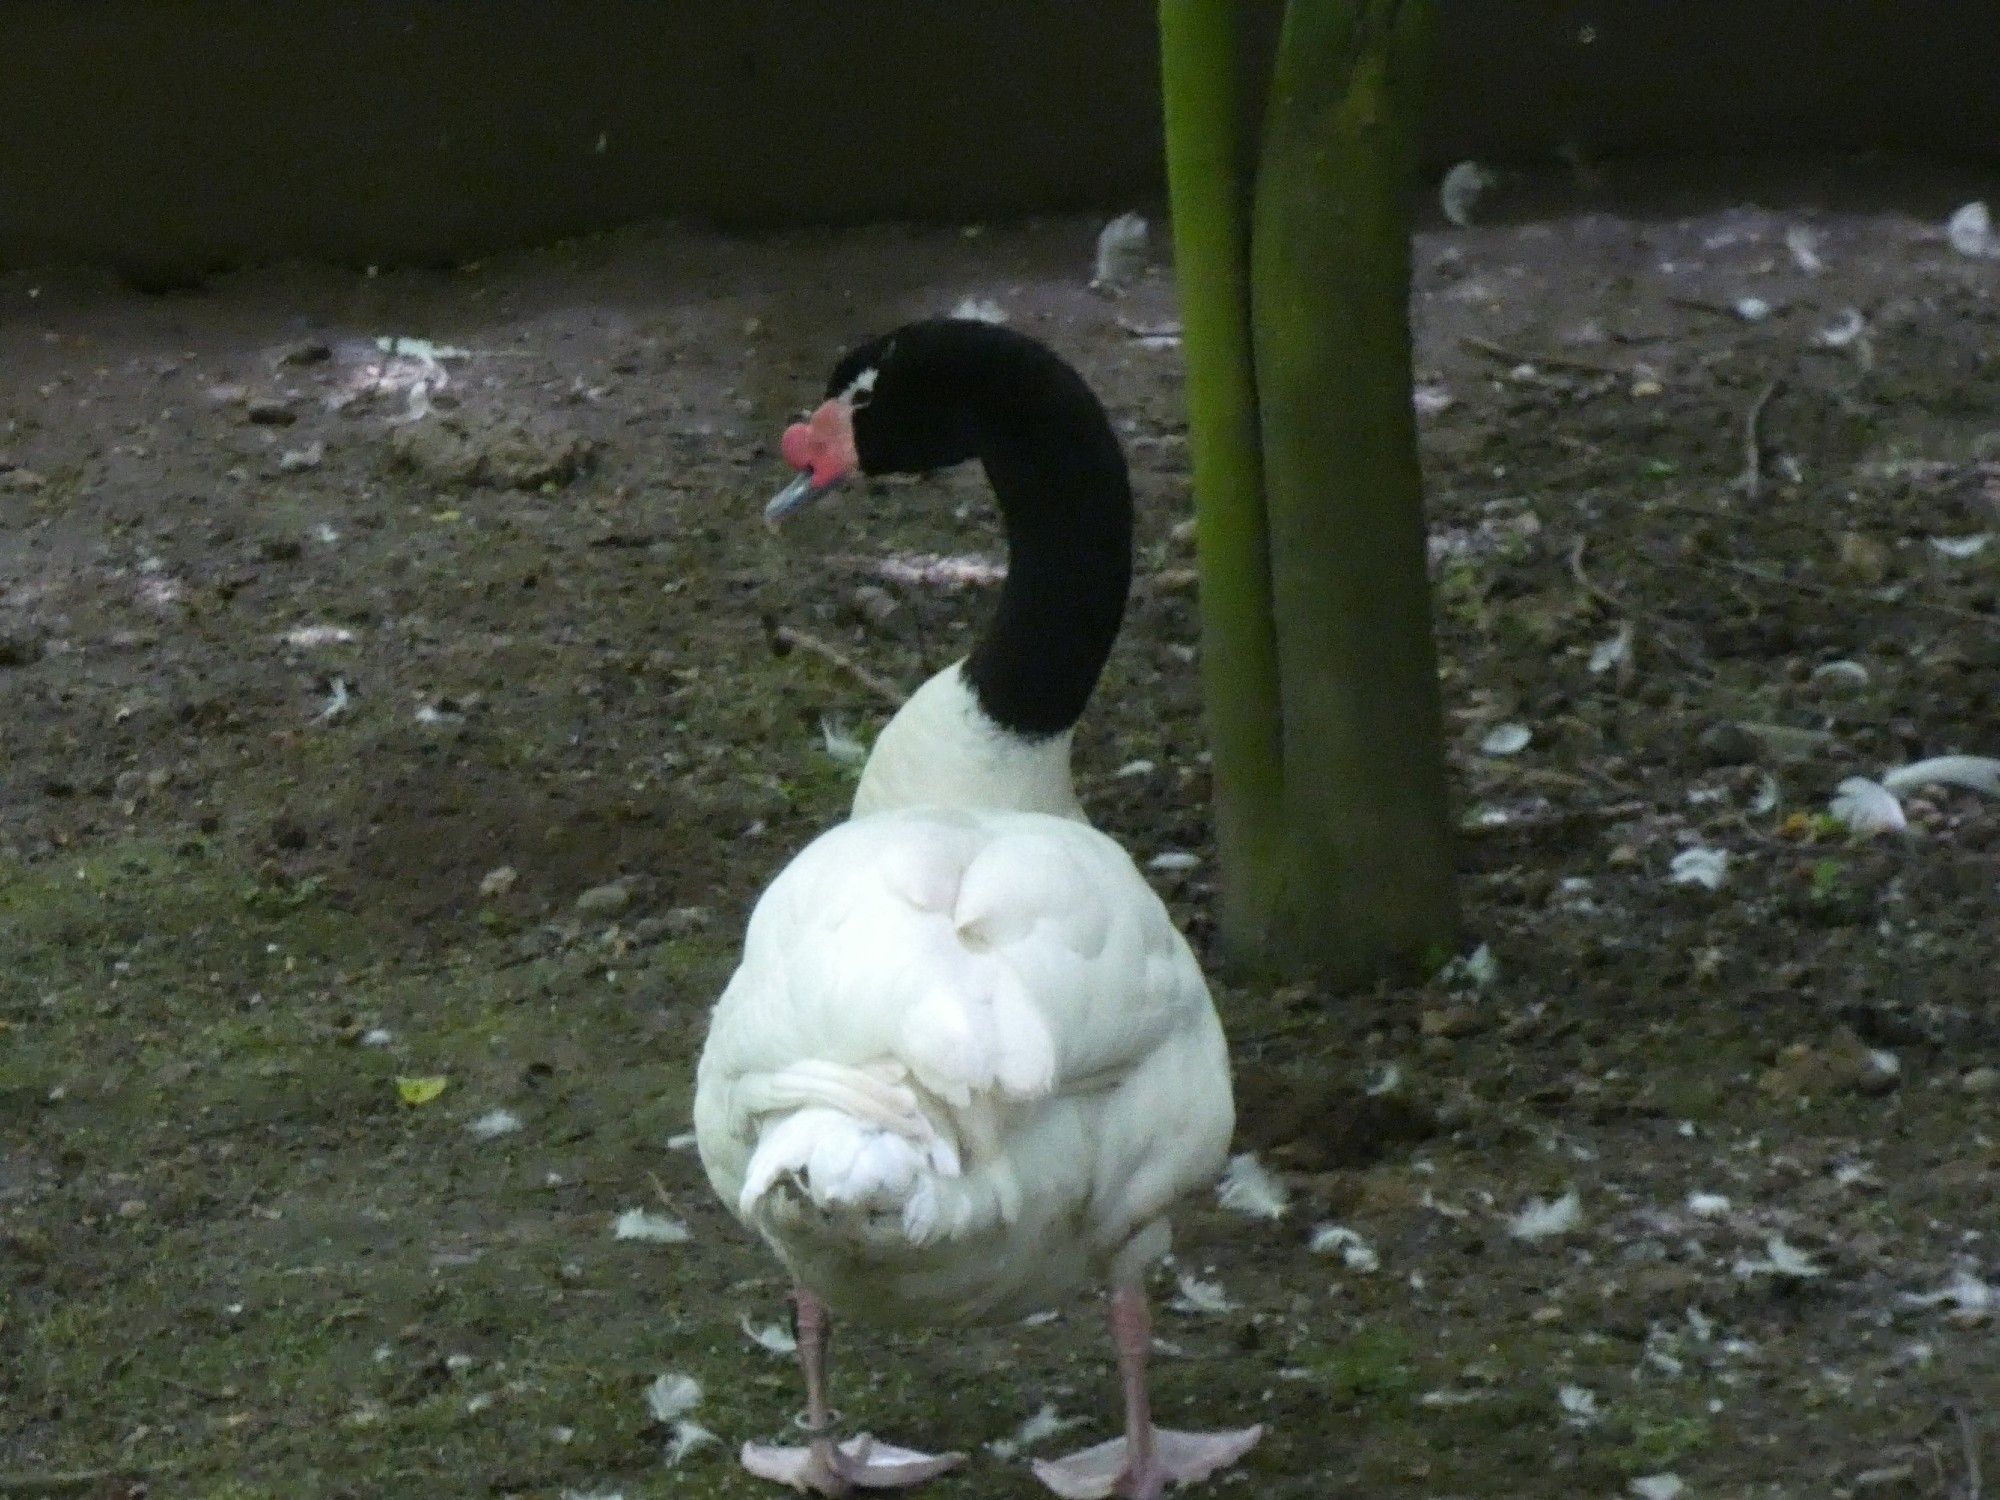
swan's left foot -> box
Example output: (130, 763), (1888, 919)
(1031, 1427), (1263, 1499)
(742, 1433), (964, 1495)
(1029, 1285), (1262, 1499)
(743, 1286), (964, 1495)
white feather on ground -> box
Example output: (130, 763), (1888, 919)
(1829, 777), (1907, 835)
(612, 1208), (690, 1244)
(1090, 213), (1149, 291)
(1507, 1189), (1583, 1241)
(1215, 1153), (1289, 1221)
(1882, 755), (2000, 798)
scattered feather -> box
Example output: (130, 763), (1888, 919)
(1668, 846), (1730, 891)
(1901, 1268), (1995, 1316)
(1112, 758), (1156, 779)
(1090, 213), (1150, 291)
(1829, 777), (1907, 836)
(1588, 624), (1633, 676)
(317, 676), (353, 722)
(1168, 1272), (1236, 1315)
(1815, 308), (1867, 349)
(561, 1491), (623, 1500)
(278, 441), (325, 472)
(1365, 1063), (1403, 1097)
(1809, 659), (1869, 689)
(478, 865), (518, 898)
(1735, 1234), (1824, 1280)
(950, 296), (1007, 324)
(1748, 773), (1780, 816)
(1309, 1224), (1380, 1273)
(361, 1027), (393, 1047)
(1785, 224), (1824, 273)
(1686, 1191), (1733, 1218)
(1439, 160), (1496, 227)
(613, 1208), (691, 1244)
(1629, 1476), (1686, 1500)
(1439, 942), (1499, 991)
(1928, 532), (1992, 559)
(1557, 1384), (1599, 1425)
(819, 716), (867, 767)
(1413, 382), (1455, 417)
(1216, 1153), (1290, 1221)
(1507, 1188), (1583, 1242)
(988, 1404), (1086, 1459)
(285, 624), (354, 648)
(467, 1108), (523, 1140)
(1733, 295), (1772, 322)
(1947, 201), (2000, 258)
(1882, 755), (2000, 798)
(644, 1372), (703, 1424)
(395, 1075), (448, 1107)
(872, 552), (1006, 590)
(1480, 722), (1532, 756)
(375, 335), (472, 362)
(666, 1131), (698, 1151)
(741, 1315), (797, 1356)
(1147, 850), (1201, 873)
(664, 1420), (717, 1466)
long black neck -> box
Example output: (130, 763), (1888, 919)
(963, 387), (1133, 739)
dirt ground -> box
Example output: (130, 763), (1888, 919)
(3, 158), (1997, 1499)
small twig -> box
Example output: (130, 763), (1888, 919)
(1711, 556), (1998, 627)
(1737, 377), (1782, 502)
(1568, 536), (1716, 677)
(772, 625), (904, 706)
(1954, 1402), (1984, 1500)
(1459, 334), (1624, 377)
(645, 1168), (681, 1216)
(1566, 535), (1624, 616)
(0, 1469), (140, 1496)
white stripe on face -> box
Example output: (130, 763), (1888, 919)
(838, 367), (879, 405)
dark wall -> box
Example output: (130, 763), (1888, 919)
(3, 1), (1997, 280)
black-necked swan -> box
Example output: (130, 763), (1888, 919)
(694, 319), (1261, 1498)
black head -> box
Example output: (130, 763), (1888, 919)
(775, 318), (1134, 738)
(828, 319), (1122, 482)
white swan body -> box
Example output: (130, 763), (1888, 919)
(697, 321), (1259, 1496)
(695, 671), (1233, 1323)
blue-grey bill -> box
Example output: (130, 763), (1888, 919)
(764, 470), (820, 524)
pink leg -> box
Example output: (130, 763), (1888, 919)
(738, 1287), (965, 1496)
(1031, 1286), (1263, 1500)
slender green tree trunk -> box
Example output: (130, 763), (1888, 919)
(1252, 0), (1456, 973)
(1158, 1), (1287, 964)
(1160, 0), (1458, 979)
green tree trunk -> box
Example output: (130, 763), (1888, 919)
(1251, 0), (1457, 974)
(1158, 1), (1287, 964)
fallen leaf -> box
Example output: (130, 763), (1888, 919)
(395, 1075), (448, 1106)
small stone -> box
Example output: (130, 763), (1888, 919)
(245, 397), (298, 425)
(1698, 721), (1759, 766)
(849, 584), (900, 627)
(1960, 1066), (1998, 1095)
(0, 629), (47, 668)
(479, 865), (519, 899)
(278, 441), (325, 472)
(1420, 1005), (1483, 1039)
(575, 882), (631, 918)
(1834, 531), (1891, 587)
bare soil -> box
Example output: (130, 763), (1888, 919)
(2, 163), (1996, 1499)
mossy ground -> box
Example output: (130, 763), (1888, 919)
(3, 162), (1995, 1497)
